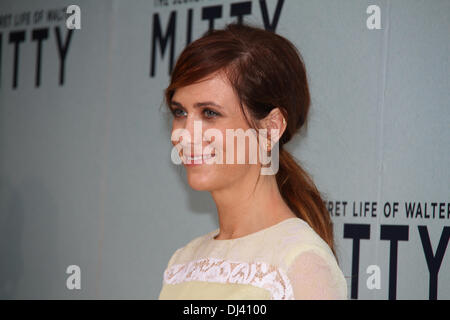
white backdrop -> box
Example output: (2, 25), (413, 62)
(0, 0), (448, 299)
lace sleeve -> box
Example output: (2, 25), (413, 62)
(286, 249), (348, 300)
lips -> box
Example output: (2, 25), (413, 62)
(182, 153), (216, 164)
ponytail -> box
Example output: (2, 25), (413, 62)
(276, 148), (336, 258)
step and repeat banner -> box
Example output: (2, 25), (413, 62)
(0, 0), (448, 299)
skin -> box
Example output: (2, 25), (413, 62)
(170, 71), (296, 240)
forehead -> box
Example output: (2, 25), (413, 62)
(172, 73), (239, 108)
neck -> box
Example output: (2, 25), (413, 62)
(210, 167), (296, 240)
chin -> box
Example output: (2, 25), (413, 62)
(186, 172), (216, 191)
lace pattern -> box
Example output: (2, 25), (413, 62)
(164, 257), (294, 300)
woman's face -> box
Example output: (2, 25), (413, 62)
(170, 72), (261, 191)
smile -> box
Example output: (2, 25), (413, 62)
(182, 153), (216, 165)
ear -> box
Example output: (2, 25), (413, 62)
(260, 107), (287, 146)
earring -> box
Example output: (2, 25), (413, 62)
(282, 118), (286, 125)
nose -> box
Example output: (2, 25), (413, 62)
(180, 117), (204, 155)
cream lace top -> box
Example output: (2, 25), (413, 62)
(158, 217), (348, 300)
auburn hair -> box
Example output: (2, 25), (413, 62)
(164, 22), (337, 258)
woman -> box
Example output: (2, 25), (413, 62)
(158, 22), (348, 300)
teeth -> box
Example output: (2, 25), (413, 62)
(184, 154), (215, 162)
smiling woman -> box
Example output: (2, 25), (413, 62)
(158, 22), (348, 300)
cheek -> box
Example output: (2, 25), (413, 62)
(224, 131), (260, 165)
(184, 128), (257, 190)
(211, 131), (256, 175)
(204, 126), (258, 165)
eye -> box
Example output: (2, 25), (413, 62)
(171, 108), (186, 118)
(203, 108), (220, 118)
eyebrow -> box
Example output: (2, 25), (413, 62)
(170, 100), (224, 110)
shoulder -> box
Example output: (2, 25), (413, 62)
(286, 248), (348, 299)
(271, 218), (336, 268)
(274, 218), (348, 299)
